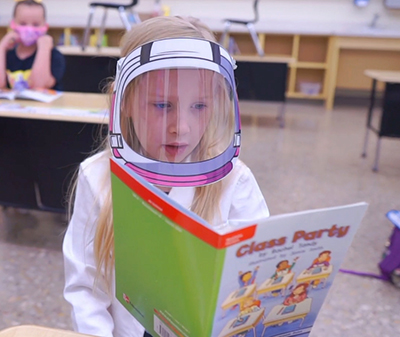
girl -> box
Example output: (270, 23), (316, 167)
(283, 283), (309, 306)
(0, 0), (65, 90)
(63, 16), (269, 337)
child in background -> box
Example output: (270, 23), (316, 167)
(0, 0), (65, 90)
(62, 16), (269, 337)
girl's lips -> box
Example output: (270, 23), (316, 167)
(164, 144), (189, 157)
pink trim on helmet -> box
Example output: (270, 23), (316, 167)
(109, 93), (115, 132)
(125, 161), (233, 187)
(113, 148), (122, 158)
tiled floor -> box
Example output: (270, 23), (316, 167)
(1, 99), (400, 336)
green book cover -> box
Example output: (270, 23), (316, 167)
(111, 158), (368, 337)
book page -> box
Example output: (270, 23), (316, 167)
(17, 89), (63, 103)
(0, 89), (17, 100)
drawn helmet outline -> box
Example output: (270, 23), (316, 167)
(109, 37), (241, 187)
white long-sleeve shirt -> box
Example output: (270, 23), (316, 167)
(63, 151), (269, 337)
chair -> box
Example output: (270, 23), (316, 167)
(82, 0), (140, 50)
(219, 0), (264, 56)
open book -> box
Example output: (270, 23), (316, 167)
(111, 158), (368, 337)
(0, 88), (63, 103)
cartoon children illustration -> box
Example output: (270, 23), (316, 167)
(283, 283), (309, 306)
(239, 296), (262, 316)
(308, 250), (331, 269)
(306, 250), (331, 288)
(238, 266), (259, 288)
(271, 257), (299, 280)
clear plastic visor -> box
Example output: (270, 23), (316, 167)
(120, 68), (236, 164)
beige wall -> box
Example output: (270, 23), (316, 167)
(1, 0), (400, 29)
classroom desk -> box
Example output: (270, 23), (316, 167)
(0, 325), (94, 337)
(0, 92), (109, 123)
(218, 308), (265, 337)
(296, 265), (333, 288)
(362, 70), (400, 171)
(234, 57), (293, 128)
(256, 272), (294, 298)
(221, 284), (257, 314)
(261, 297), (312, 336)
(0, 92), (108, 212)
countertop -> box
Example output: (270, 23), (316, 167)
(1, 15), (400, 38)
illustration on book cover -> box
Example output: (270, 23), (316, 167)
(215, 225), (347, 337)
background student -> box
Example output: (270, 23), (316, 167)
(0, 0), (65, 90)
(62, 15), (269, 337)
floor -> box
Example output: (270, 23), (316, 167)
(1, 98), (400, 336)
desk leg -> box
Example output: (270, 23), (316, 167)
(372, 137), (381, 172)
(362, 79), (377, 157)
(278, 102), (286, 128)
(261, 326), (267, 337)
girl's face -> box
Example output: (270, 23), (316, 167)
(14, 4), (46, 27)
(319, 252), (330, 262)
(293, 285), (305, 295)
(12, 4), (47, 47)
(130, 69), (215, 163)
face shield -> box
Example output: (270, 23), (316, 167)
(110, 38), (240, 187)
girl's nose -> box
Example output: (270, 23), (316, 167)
(168, 108), (190, 135)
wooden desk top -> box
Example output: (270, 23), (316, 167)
(364, 69), (400, 83)
(0, 92), (109, 124)
(0, 325), (94, 337)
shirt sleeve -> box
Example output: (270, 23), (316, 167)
(62, 165), (115, 337)
(50, 48), (66, 90)
(228, 163), (270, 221)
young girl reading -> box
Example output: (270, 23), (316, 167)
(63, 16), (269, 337)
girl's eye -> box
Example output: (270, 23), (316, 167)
(153, 102), (171, 110)
(192, 103), (207, 110)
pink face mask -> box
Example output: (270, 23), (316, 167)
(10, 20), (48, 47)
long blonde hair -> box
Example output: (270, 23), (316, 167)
(70, 16), (232, 291)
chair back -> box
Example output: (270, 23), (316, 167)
(253, 0), (260, 22)
(129, 0), (138, 6)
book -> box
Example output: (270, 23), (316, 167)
(0, 88), (63, 103)
(110, 158), (368, 337)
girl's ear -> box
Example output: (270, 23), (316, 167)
(43, 23), (49, 32)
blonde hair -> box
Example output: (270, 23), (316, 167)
(69, 16), (232, 292)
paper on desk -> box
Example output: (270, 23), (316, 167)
(0, 88), (63, 103)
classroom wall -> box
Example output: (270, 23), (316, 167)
(1, 0), (400, 30)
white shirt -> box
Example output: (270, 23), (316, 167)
(63, 151), (269, 337)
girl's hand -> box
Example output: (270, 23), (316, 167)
(36, 34), (53, 50)
(0, 31), (20, 51)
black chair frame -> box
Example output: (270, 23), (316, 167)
(219, 0), (264, 56)
(82, 0), (140, 50)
